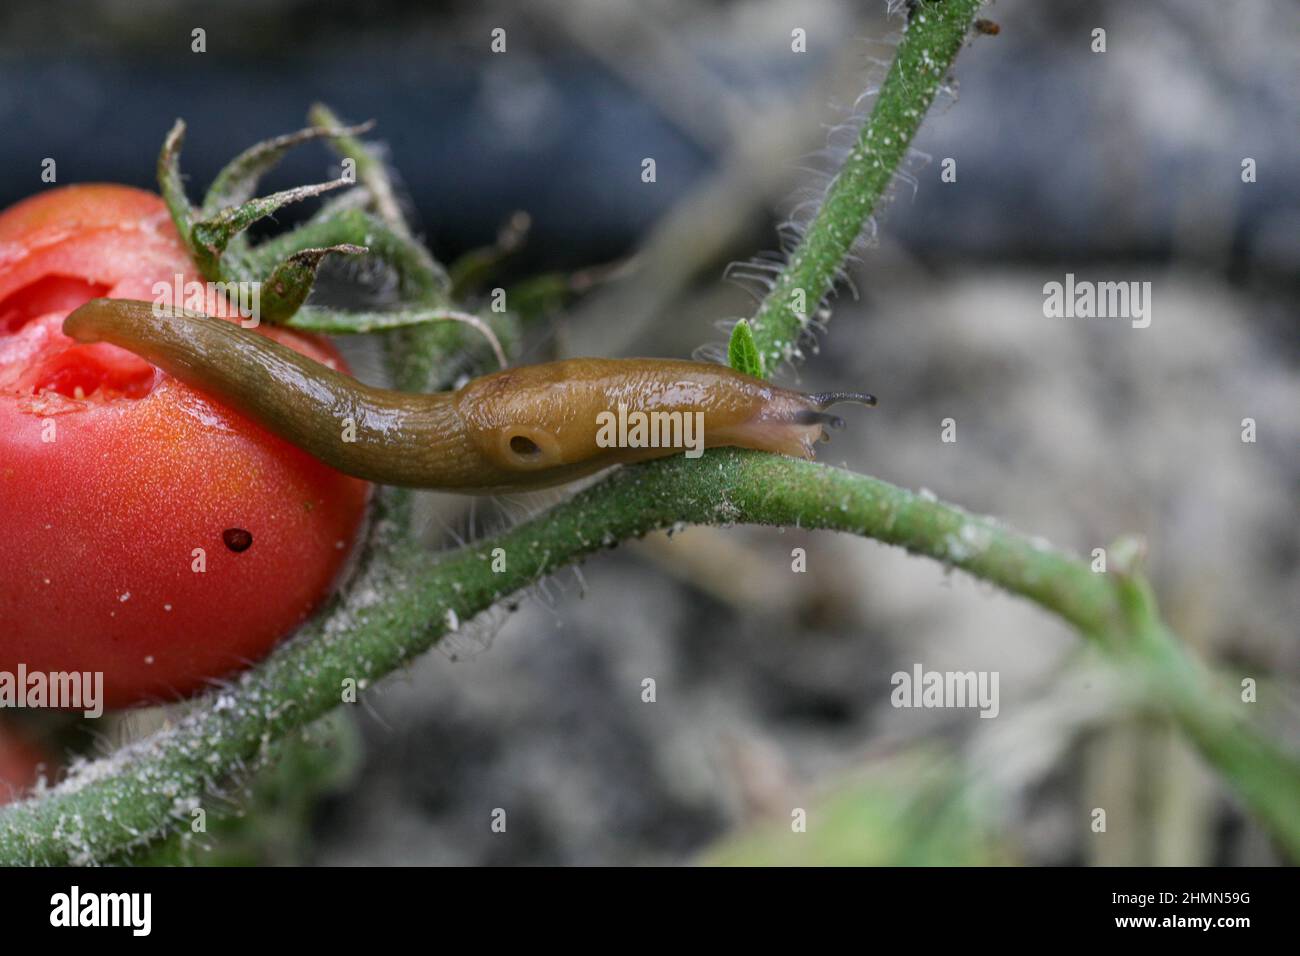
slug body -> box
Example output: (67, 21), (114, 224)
(64, 299), (873, 493)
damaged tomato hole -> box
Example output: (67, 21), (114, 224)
(0, 275), (113, 333)
(222, 528), (253, 553)
(28, 346), (155, 400)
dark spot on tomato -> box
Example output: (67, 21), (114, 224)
(222, 528), (253, 553)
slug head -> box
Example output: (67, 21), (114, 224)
(450, 358), (874, 492)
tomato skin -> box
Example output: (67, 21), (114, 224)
(0, 185), (369, 708)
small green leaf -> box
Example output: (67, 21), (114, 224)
(727, 319), (765, 378)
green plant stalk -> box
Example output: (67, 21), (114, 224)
(745, 0), (982, 371)
(1, 449), (1295, 864)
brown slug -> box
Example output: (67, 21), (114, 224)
(63, 298), (874, 494)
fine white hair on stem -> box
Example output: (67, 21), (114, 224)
(691, 342), (726, 365)
(429, 310), (508, 369)
(892, 165), (921, 200)
(702, 4), (958, 380)
(437, 602), (509, 661)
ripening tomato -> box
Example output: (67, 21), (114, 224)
(0, 185), (369, 707)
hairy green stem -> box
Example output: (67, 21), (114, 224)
(745, 0), (982, 371)
(1, 450), (1295, 863)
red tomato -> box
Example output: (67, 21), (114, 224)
(0, 185), (369, 708)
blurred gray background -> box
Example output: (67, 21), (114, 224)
(6, 0), (1296, 864)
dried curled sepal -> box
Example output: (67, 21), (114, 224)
(202, 121), (374, 218)
(259, 244), (368, 324)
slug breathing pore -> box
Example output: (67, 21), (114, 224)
(63, 299), (875, 493)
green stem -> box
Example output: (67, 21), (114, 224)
(746, 0), (982, 371)
(1, 450), (1295, 863)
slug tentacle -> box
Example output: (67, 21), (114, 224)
(63, 299), (874, 494)
(805, 390), (878, 409)
(791, 409), (846, 429)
